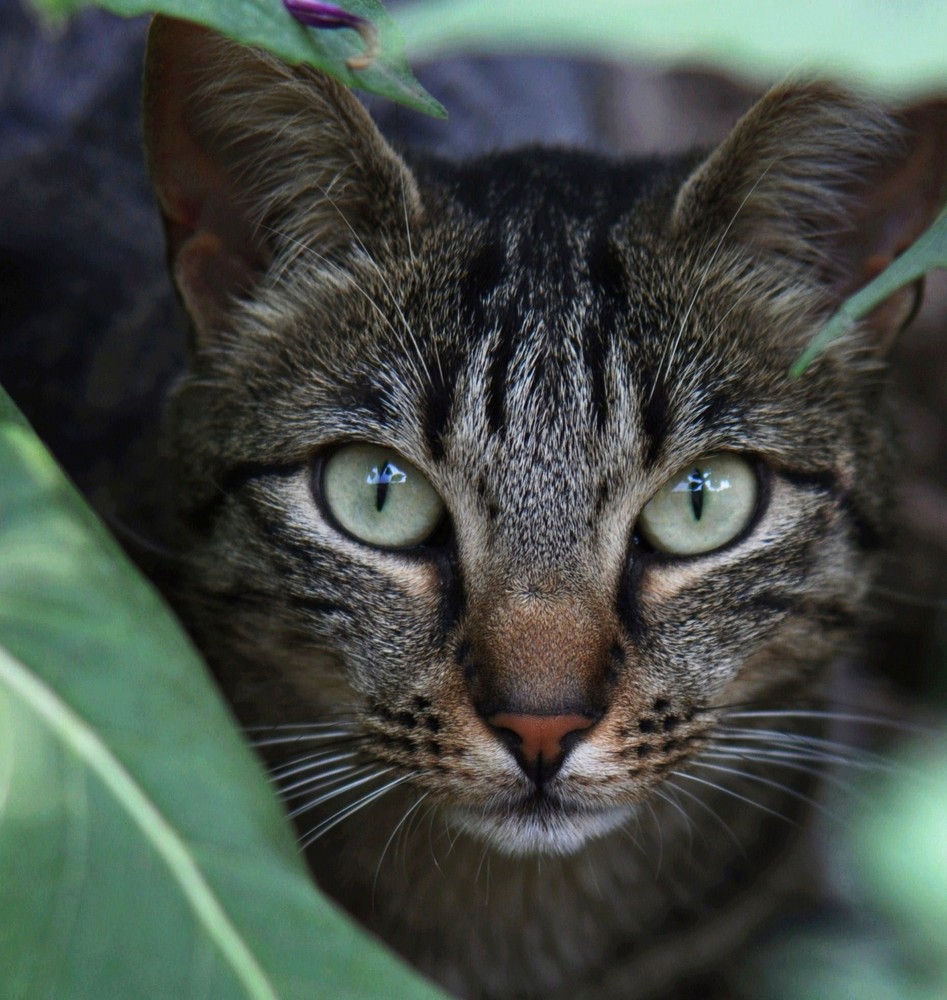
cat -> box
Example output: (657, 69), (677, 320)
(142, 16), (947, 1000)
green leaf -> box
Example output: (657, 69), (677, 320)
(24, 0), (445, 119)
(792, 205), (947, 375)
(396, 0), (947, 98)
(0, 384), (443, 999)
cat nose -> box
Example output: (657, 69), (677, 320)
(486, 711), (597, 785)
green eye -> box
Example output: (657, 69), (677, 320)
(321, 444), (445, 549)
(638, 453), (758, 556)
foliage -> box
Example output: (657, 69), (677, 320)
(0, 386), (444, 999)
(25, 0), (445, 118)
(793, 205), (947, 374)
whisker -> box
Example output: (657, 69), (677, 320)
(870, 584), (947, 609)
(299, 771), (417, 849)
(261, 222), (430, 385)
(268, 748), (362, 781)
(672, 770), (798, 826)
(701, 749), (877, 806)
(689, 760), (827, 817)
(651, 786), (696, 855)
(273, 190), (433, 390)
(720, 708), (927, 734)
(242, 712), (355, 733)
(708, 736), (892, 771)
(400, 167), (415, 264)
(712, 728), (894, 764)
(276, 760), (367, 798)
(644, 798), (664, 877)
(103, 510), (185, 564)
(289, 766), (396, 820)
(662, 777), (747, 856)
(652, 162), (774, 403)
(373, 790), (431, 896)
(277, 764), (375, 804)
(248, 731), (362, 749)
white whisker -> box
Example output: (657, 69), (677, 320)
(278, 762), (367, 800)
(269, 748), (362, 782)
(373, 790), (430, 896)
(664, 777), (746, 855)
(708, 737), (891, 772)
(721, 709), (926, 734)
(672, 769), (797, 826)
(308, 188), (433, 387)
(250, 733), (362, 749)
(652, 162), (774, 402)
(651, 786), (696, 855)
(299, 771), (417, 849)
(690, 760), (827, 816)
(289, 765), (396, 820)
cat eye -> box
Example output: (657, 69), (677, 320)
(320, 444), (445, 550)
(637, 453), (758, 556)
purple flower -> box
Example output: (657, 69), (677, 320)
(284, 0), (380, 70)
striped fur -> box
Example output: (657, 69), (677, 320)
(145, 18), (946, 1000)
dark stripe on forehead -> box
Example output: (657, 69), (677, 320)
(429, 238), (507, 452)
(640, 376), (670, 467)
(485, 313), (517, 437)
(423, 350), (461, 462)
(334, 378), (399, 426)
(695, 389), (742, 434)
(582, 227), (630, 433)
(484, 210), (587, 435)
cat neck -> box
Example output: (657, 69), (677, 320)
(309, 781), (819, 999)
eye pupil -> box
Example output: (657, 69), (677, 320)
(322, 446), (444, 549)
(688, 469), (705, 521)
(637, 453), (757, 556)
(367, 461), (407, 512)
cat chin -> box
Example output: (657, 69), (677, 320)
(446, 802), (636, 857)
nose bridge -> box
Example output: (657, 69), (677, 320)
(469, 589), (615, 716)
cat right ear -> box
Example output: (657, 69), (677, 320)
(143, 15), (421, 346)
(671, 84), (947, 354)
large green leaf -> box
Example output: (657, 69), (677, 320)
(25, 0), (445, 119)
(0, 384), (443, 1000)
(397, 0), (947, 98)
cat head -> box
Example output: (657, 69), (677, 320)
(144, 16), (947, 855)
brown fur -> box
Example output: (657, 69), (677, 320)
(143, 16), (947, 999)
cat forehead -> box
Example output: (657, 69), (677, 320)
(236, 144), (814, 490)
(323, 153), (738, 451)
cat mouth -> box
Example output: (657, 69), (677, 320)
(448, 793), (635, 857)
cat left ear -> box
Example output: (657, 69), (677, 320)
(672, 85), (947, 352)
(143, 15), (421, 346)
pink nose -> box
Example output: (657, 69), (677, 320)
(488, 712), (596, 780)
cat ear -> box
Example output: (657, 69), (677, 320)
(143, 15), (421, 345)
(672, 85), (947, 350)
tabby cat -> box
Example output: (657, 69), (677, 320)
(143, 16), (947, 1000)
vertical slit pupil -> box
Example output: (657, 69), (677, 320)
(689, 468), (705, 521)
(375, 476), (390, 512)
(371, 460), (407, 512)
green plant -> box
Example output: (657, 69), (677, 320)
(0, 386), (445, 998)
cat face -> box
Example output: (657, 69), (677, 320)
(144, 20), (945, 858)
